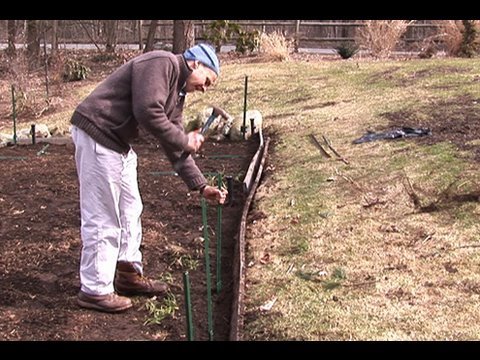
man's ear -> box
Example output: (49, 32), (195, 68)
(193, 60), (201, 69)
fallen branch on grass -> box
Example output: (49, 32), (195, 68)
(335, 168), (364, 191)
(344, 280), (378, 288)
(309, 133), (331, 158)
(322, 135), (349, 164)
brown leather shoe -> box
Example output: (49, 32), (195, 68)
(115, 261), (168, 296)
(77, 291), (132, 313)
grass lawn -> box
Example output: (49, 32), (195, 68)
(211, 56), (480, 340)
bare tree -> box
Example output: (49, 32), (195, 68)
(104, 20), (118, 53)
(137, 20), (143, 50)
(51, 20), (58, 55)
(27, 20), (41, 70)
(173, 20), (195, 54)
(143, 20), (158, 53)
(78, 20), (102, 52)
(6, 20), (17, 57)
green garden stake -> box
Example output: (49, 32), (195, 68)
(183, 271), (195, 341)
(11, 85), (17, 145)
(149, 171), (178, 176)
(150, 171), (220, 177)
(201, 198), (214, 340)
(216, 173), (223, 293)
(0, 156), (28, 160)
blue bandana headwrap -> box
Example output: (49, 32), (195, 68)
(183, 43), (220, 75)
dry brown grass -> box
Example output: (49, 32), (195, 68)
(357, 20), (414, 59)
(258, 31), (294, 62)
(435, 20), (464, 56)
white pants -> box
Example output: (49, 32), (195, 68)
(71, 126), (143, 295)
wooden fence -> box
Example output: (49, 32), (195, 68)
(0, 20), (442, 51)
(144, 20), (440, 50)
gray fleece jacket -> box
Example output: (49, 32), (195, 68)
(71, 50), (207, 191)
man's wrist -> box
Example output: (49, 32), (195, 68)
(199, 184), (207, 195)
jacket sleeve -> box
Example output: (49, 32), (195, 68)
(160, 141), (207, 191)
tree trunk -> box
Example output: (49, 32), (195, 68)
(294, 20), (300, 52)
(137, 20), (143, 50)
(7, 20), (17, 57)
(104, 20), (118, 53)
(173, 20), (195, 54)
(51, 20), (58, 55)
(27, 20), (41, 71)
(143, 20), (158, 53)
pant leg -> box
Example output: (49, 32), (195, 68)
(72, 126), (124, 295)
(117, 147), (144, 274)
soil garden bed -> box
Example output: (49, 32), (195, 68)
(0, 135), (259, 340)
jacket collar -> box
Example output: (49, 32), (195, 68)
(176, 54), (192, 93)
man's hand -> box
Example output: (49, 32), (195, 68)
(201, 185), (228, 205)
(185, 130), (205, 153)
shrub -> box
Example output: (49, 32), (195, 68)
(356, 20), (413, 58)
(459, 20), (478, 58)
(336, 43), (359, 59)
(258, 31), (293, 61)
(236, 29), (260, 54)
(203, 20), (240, 52)
(63, 59), (89, 82)
(434, 20), (464, 56)
(204, 20), (260, 55)
(91, 52), (118, 63)
(433, 20), (480, 57)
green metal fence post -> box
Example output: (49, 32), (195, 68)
(201, 198), (214, 340)
(183, 271), (195, 341)
(216, 173), (223, 293)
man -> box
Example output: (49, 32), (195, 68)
(70, 43), (227, 313)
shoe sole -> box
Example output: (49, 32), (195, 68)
(115, 285), (168, 297)
(77, 298), (133, 313)
(116, 288), (168, 297)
